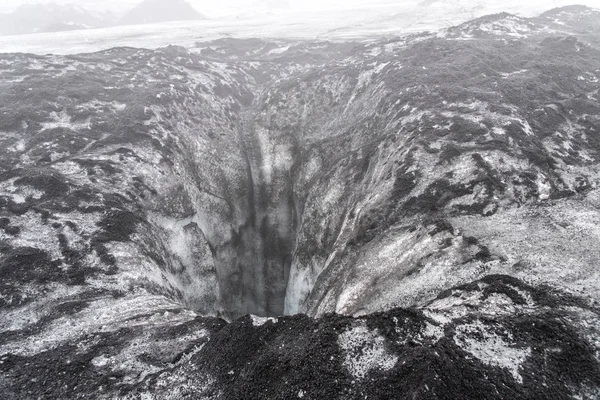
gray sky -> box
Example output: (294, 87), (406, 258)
(0, 0), (408, 16)
(0, 0), (598, 17)
(1, 0), (599, 54)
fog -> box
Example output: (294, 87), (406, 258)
(2, 0), (599, 17)
(3, 0), (393, 16)
(0, 0), (598, 54)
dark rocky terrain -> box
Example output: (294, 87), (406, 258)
(1, 5), (600, 399)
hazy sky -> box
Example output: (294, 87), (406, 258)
(0, 0), (410, 16)
(0, 0), (598, 17)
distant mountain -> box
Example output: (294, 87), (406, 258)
(538, 4), (600, 33)
(0, 3), (116, 36)
(442, 12), (537, 39)
(419, 0), (600, 16)
(119, 0), (205, 26)
(0, 0), (204, 37)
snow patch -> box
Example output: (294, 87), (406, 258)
(537, 176), (551, 200)
(0, 178), (44, 204)
(500, 69), (529, 78)
(250, 315), (278, 326)
(338, 324), (398, 380)
(268, 45), (290, 55)
(41, 110), (91, 131)
(454, 320), (531, 383)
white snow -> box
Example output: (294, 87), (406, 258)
(250, 315), (278, 326)
(478, 17), (533, 38)
(0, 211), (63, 260)
(492, 127), (506, 135)
(40, 110), (91, 132)
(338, 323), (398, 379)
(454, 320), (531, 383)
(268, 45), (291, 55)
(536, 175), (552, 200)
(0, 178), (44, 204)
(500, 69), (529, 78)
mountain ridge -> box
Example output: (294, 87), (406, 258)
(0, 3), (116, 36)
(0, 0), (204, 36)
